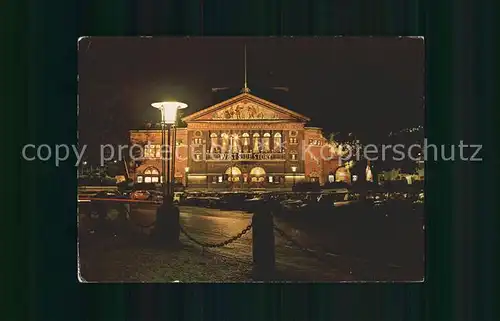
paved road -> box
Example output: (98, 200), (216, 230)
(80, 202), (420, 281)
(122, 204), (354, 280)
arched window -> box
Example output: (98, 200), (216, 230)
(242, 133), (250, 152)
(225, 166), (242, 176)
(225, 166), (242, 182)
(231, 134), (240, 153)
(335, 167), (350, 183)
(250, 167), (266, 182)
(263, 133), (271, 152)
(143, 167), (160, 183)
(210, 133), (219, 153)
(250, 166), (266, 176)
(252, 133), (260, 153)
(273, 132), (282, 152)
(221, 133), (229, 153)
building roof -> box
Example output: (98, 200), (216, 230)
(182, 92), (310, 123)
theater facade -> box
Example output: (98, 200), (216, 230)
(129, 92), (346, 190)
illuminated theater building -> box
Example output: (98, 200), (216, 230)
(129, 90), (347, 190)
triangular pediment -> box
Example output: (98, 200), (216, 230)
(182, 93), (310, 122)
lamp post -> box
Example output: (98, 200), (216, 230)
(291, 166), (297, 189)
(151, 101), (187, 246)
(151, 101), (188, 200)
(170, 124), (177, 192)
(184, 167), (190, 189)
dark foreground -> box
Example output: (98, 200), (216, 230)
(78, 203), (423, 282)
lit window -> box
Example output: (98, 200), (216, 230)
(137, 176), (143, 183)
(221, 133), (229, 153)
(290, 151), (298, 160)
(242, 133), (250, 152)
(231, 134), (240, 153)
(268, 176), (273, 183)
(273, 132), (282, 152)
(210, 133), (219, 153)
(252, 133), (260, 153)
(142, 166), (160, 183)
(195, 154), (201, 161)
(145, 145), (158, 158)
(263, 133), (271, 152)
(218, 176), (223, 183)
(290, 137), (298, 144)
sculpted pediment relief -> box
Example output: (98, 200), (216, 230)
(198, 100), (289, 121)
(182, 93), (310, 123)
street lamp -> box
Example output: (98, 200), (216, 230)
(151, 101), (188, 199)
(184, 167), (190, 189)
(291, 166), (297, 189)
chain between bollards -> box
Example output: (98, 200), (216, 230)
(179, 223), (253, 248)
(273, 224), (329, 263)
(121, 204), (157, 229)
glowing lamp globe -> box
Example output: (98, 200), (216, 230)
(151, 101), (188, 124)
(291, 166), (297, 173)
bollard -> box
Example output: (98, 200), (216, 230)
(122, 203), (131, 220)
(94, 200), (107, 221)
(251, 204), (276, 281)
(152, 198), (180, 247)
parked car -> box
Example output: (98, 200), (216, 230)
(333, 192), (362, 207)
(89, 191), (128, 219)
(93, 190), (128, 199)
(292, 181), (321, 192)
(149, 190), (164, 203)
(280, 197), (308, 214)
(241, 193), (272, 212)
(173, 192), (184, 204)
(218, 192), (251, 210)
(130, 190), (151, 200)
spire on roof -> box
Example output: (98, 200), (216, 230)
(241, 45), (250, 93)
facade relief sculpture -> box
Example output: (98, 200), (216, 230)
(211, 103), (280, 120)
(187, 122), (304, 130)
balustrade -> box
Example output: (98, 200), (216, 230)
(206, 152), (286, 161)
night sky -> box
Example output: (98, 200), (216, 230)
(78, 37), (424, 161)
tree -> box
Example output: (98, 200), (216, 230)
(176, 110), (187, 128)
(377, 126), (424, 174)
(105, 161), (124, 177)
